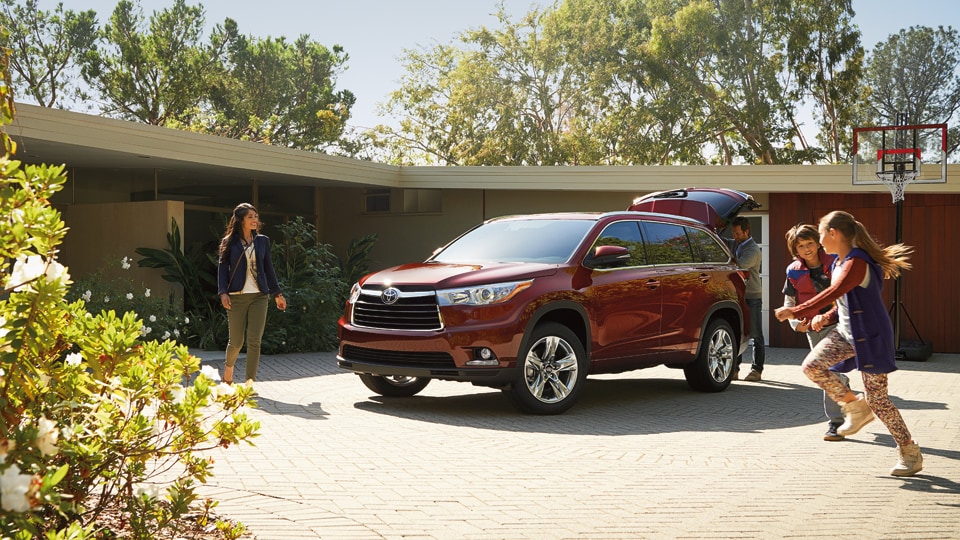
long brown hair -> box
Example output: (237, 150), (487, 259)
(818, 211), (912, 279)
(218, 203), (260, 260)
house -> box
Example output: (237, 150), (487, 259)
(9, 104), (959, 352)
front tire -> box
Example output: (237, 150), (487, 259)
(507, 322), (587, 415)
(358, 374), (430, 397)
(684, 318), (737, 392)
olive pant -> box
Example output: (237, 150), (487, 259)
(225, 292), (269, 382)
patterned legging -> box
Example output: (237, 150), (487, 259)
(801, 328), (912, 447)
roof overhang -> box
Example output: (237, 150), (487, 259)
(6, 104), (959, 195)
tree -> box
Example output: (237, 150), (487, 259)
(783, 0), (864, 163)
(191, 18), (355, 151)
(548, 0), (720, 165)
(378, 6), (584, 165)
(644, 0), (815, 164)
(864, 25), (960, 156)
(0, 0), (96, 108)
(79, 0), (218, 125)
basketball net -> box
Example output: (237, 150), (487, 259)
(876, 170), (918, 204)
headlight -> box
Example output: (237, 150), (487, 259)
(347, 283), (361, 303)
(436, 280), (532, 306)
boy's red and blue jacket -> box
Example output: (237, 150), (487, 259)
(784, 249), (836, 313)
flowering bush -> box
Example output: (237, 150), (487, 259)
(0, 52), (259, 538)
(67, 255), (192, 343)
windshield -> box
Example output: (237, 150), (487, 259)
(431, 219), (594, 264)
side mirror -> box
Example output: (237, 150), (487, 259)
(585, 245), (631, 269)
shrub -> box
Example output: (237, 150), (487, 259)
(264, 217), (346, 353)
(67, 255), (191, 344)
(0, 51), (259, 538)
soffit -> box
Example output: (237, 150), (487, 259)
(6, 104), (400, 188)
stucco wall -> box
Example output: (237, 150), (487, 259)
(60, 201), (185, 302)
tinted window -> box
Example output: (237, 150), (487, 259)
(642, 222), (694, 264)
(686, 227), (730, 263)
(590, 221), (648, 267)
(432, 219), (594, 264)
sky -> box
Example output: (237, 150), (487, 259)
(47, 0), (960, 133)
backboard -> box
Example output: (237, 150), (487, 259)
(852, 123), (948, 185)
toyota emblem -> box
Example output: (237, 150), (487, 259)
(381, 287), (401, 305)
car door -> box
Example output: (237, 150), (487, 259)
(640, 220), (706, 358)
(581, 220), (662, 367)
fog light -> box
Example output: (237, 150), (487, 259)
(466, 347), (499, 366)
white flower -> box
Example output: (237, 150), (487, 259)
(126, 293), (134, 300)
(183, 317), (190, 325)
(44, 259), (70, 287)
(149, 315), (156, 322)
(170, 385), (186, 404)
(81, 290), (92, 302)
(213, 382), (235, 397)
(35, 417), (59, 456)
(144, 288), (151, 298)
(141, 326), (152, 336)
(133, 482), (160, 500)
(173, 329), (180, 338)
(121, 257), (131, 270)
(104, 296), (110, 303)
(65, 353), (83, 366)
(0, 464), (33, 512)
(162, 331), (171, 340)
(5, 254), (45, 292)
(199, 365), (221, 382)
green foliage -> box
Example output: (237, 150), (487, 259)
(79, 0), (219, 125)
(192, 18), (356, 151)
(783, 0), (865, 163)
(264, 217), (347, 353)
(339, 233), (378, 286)
(865, 25), (960, 157)
(67, 255), (190, 344)
(0, 50), (258, 537)
(0, 0), (97, 108)
(134, 218), (223, 350)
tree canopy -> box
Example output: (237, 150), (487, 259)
(0, 0), (97, 108)
(864, 25), (960, 155)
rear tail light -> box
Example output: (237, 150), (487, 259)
(737, 270), (750, 283)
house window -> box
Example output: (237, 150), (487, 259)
(364, 189), (391, 213)
(402, 189), (442, 213)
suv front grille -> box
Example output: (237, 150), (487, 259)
(352, 286), (442, 331)
(341, 345), (455, 368)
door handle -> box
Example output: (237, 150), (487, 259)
(698, 273), (710, 283)
(645, 279), (660, 289)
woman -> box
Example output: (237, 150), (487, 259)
(781, 224), (850, 442)
(217, 203), (286, 387)
(775, 211), (921, 477)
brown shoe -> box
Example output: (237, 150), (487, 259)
(744, 369), (762, 382)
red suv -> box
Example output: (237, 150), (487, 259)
(338, 188), (758, 414)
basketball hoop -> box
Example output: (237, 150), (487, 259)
(876, 169), (919, 203)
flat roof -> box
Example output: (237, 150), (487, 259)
(7, 104), (959, 194)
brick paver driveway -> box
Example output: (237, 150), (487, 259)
(194, 347), (960, 540)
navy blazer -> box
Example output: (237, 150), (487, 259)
(217, 234), (282, 297)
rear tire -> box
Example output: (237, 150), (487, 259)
(684, 318), (736, 392)
(507, 322), (588, 415)
(358, 374), (430, 397)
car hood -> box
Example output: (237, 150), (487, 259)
(627, 187), (760, 232)
(360, 261), (560, 289)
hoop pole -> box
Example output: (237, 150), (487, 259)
(893, 200), (903, 351)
